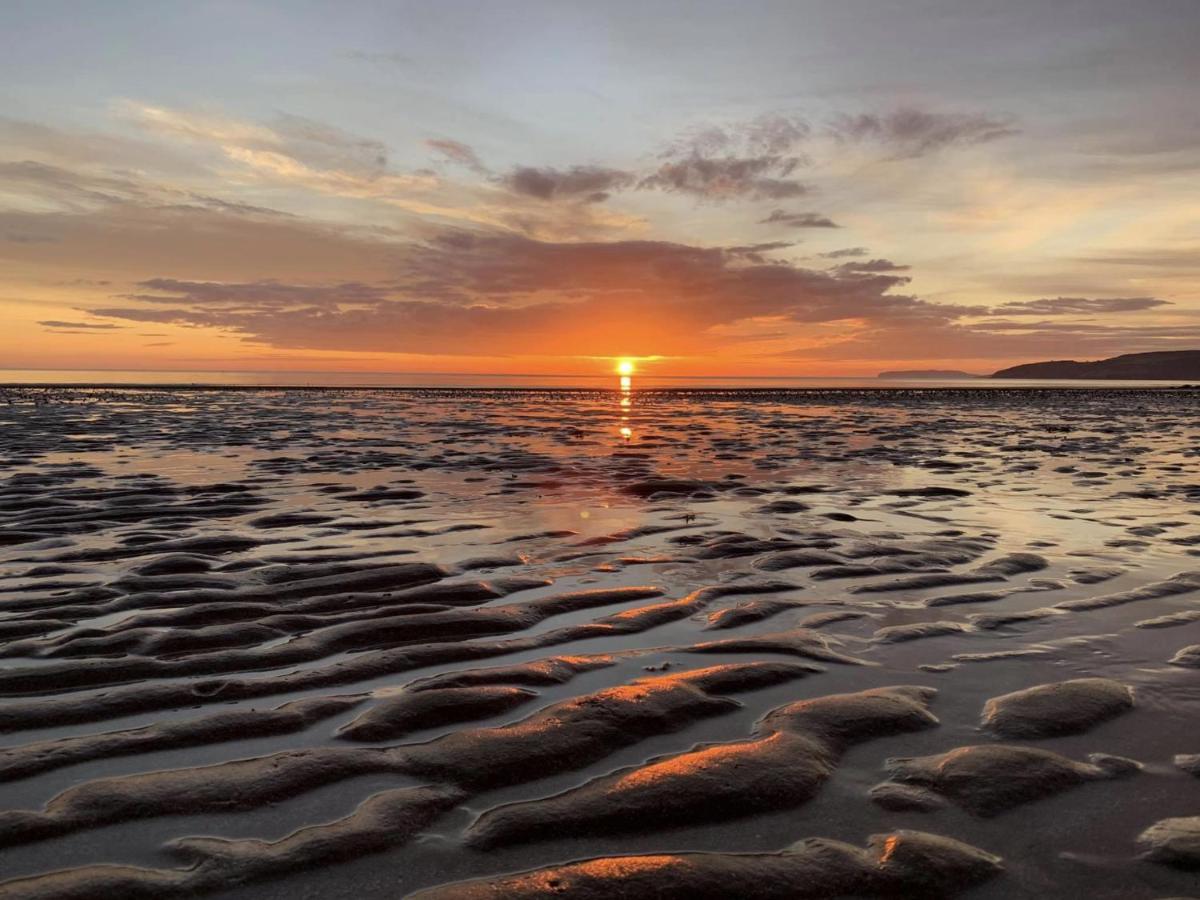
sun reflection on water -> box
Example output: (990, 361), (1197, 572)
(617, 364), (634, 441)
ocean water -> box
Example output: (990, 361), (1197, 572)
(0, 368), (1195, 390)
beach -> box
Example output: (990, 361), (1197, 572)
(0, 385), (1198, 898)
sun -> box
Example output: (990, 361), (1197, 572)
(615, 359), (635, 376)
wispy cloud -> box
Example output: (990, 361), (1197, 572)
(425, 138), (486, 172)
(639, 156), (808, 201)
(827, 108), (1018, 158)
(995, 296), (1171, 316)
(121, 102), (433, 198)
(500, 165), (633, 202)
(759, 209), (838, 228)
(38, 319), (122, 329)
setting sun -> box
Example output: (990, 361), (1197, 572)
(615, 359), (635, 376)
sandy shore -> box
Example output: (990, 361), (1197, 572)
(0, 386), (1197, 898)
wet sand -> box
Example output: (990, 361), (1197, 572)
(0, 385), (1198, 898)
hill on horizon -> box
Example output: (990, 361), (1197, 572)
(877, 369), (980, 379)
(992, 349), (1200, 379)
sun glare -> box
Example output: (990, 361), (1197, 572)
(615, 359), (635, 376)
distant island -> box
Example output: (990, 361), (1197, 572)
(991, 349), (1200, 380)
(877, 369), (981, 379)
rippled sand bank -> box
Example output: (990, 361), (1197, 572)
(0, 386), (1197, 898)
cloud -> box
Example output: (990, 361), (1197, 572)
(637, 105), (1012, 201)
(129, 104), (393, 181)
(501, 165), (633, 202)
(639, 156), (808, 201)
(269, 113), (389, 180)
(123, 278), (392, 309)
(6, 101), (1183, 370)
(38, 320), (122, 329)
(663, 114), (811, 159)
(641, 113), (811, 201)
(0, 198), (403, 286)
(721, 241), (797, 263)
(426, 138), (486, 172)
(108, 104), (626, 238)
(778, 315), (1199, 363)
(0, 160), (154, 210)
(90, 227), (964, 357)
(0, 114), (204, 176)
(827, 107), (1017, 158)
(759, 209), (838, 228)
(123, 103), (432, 198)
(0, 159), (292, 218)
(833, 258), (911, 275)
(995, 296), (1171, 315)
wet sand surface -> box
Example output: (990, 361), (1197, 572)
(0, 386), (1198, 898)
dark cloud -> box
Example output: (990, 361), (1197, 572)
(92, 228), (963, 357)
(759, 209), (838, 228)
(501, 165), (633, 202)
(827, 107), (1017, 158)
(996, 296), (1171, 315)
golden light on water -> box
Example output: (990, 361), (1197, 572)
(616, 358), (634, 440)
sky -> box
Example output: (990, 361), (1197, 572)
(2, 0), (1198, 377)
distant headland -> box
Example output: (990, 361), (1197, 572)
(991, 349), (1200, 380)
(877, 370), (981, 379)
(877, 351), (1200, 381)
